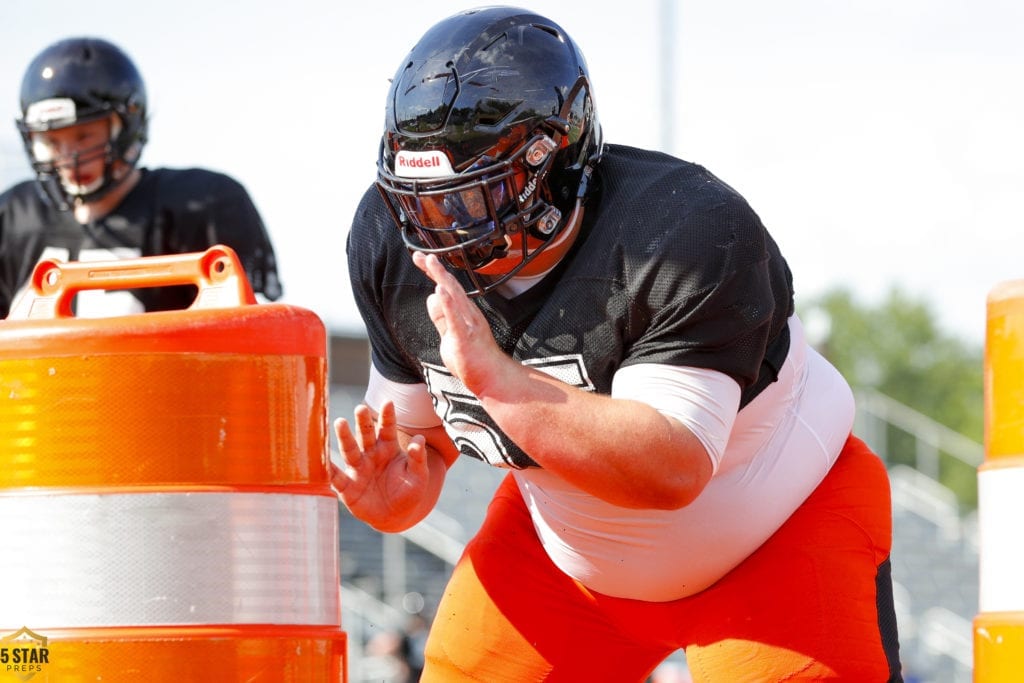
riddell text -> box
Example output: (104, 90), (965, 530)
(398, 157), (441, 168)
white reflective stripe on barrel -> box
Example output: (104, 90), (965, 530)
(0, 491), (339, 628)
(979, 467), (1024, 612)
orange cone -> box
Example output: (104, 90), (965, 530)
(975, 280), (1024, 681)
(0, 246), (346, 682)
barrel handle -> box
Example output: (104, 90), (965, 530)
(8, 245), (257, 320)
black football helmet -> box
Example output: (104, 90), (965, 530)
(376, 6), (603, 296)
(15, 37), (148, 210)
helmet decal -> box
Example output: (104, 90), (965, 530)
(395, 150), (456, 178)
(24, 98), (78, 128)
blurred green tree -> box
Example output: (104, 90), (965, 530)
(800, 286), (983, 507)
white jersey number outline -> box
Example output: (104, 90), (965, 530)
(421, 354), (595, 468)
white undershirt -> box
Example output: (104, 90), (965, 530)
(363, 315), (855, 601)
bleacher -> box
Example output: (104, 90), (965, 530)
(329, 373), (984, 682)
(889, 466), (976, 682)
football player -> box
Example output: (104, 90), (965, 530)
(336, 6), (902, 681)
(0, 37), (281, 318)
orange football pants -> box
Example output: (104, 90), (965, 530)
(422, 435), (902, 682)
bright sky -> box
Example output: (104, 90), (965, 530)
(2, 0), (1022, 345)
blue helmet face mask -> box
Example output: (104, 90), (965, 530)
(375, 7), (603, 296)
(16, 37), (148, 211)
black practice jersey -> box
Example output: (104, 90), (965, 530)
(0, 167), (282, 317)
(348, 144), (794, 468)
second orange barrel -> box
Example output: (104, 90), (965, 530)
(975, 279), (1024, 681)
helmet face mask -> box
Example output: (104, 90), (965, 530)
(375, 7), (603, 296)
(378, 130), (564, 274)
(15, 38), (147, 211)
(26, 110), (122, 198)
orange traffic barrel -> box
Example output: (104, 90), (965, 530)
(0, 246), (346, 682)
(975, 279), (1024, 680)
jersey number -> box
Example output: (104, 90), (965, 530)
(421, 355), (595, 468)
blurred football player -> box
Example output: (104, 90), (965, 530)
(0, 37), (281, 318)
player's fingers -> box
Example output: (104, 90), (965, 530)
(425, 289), (448, 336)
(405, 434), (429, 476)
(412, 251), (449, 283)
(418, 253), (471, 302)
(436, 282), (476, 337)
(352, 403), (378, 450)
(328, 460), (351, 494)
(375, 400), (397, 440)
(428, 253), (459, 287)
(333, 417), (363, 468)
(332, 415), (350, 441)
(416, 253), (479, 338)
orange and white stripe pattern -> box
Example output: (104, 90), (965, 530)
(0, 247), (346, 681)
(975, 279), (1024, 681)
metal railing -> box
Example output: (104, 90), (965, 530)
(855, 388), (984, 478)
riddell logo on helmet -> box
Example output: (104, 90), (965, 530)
(395, 151), (454, 179)
(25, 98), (77, 126)
(400, 157), (439, 169)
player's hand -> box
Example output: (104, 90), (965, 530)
(330, 400), (430, 528)
(412, 251), (508, 395)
